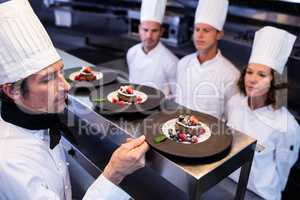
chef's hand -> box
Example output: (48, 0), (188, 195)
(102, 135), (149, 185)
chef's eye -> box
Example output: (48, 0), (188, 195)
(259, 73), (267, 77)
(41, 73), (55, 83)
(59, 69), (64, 76)
(246, 70), (252, 75)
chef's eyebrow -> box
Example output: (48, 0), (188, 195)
(40, 64), (65, 80)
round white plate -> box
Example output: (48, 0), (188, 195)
(161, 118), (211, 144)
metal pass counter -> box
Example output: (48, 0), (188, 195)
(58, 49), (257, 200)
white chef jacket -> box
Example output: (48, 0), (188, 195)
(0, 116), (130, 200)
(175, 50), (240, 119)
(226, 94), (300, 200)
(127, 42), (179, 97)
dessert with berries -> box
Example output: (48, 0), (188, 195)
(167, 115), (207, 144)
(74, 66), (97, 81)
(110, 85), (143, 105)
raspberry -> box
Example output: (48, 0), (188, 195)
(126, 86), (134, 94)
(178, 133), (187, 141)
(83, 67), (92, 73)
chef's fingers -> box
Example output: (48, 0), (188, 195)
(122, 135), (145, 149)
(130, 141), (149, 159)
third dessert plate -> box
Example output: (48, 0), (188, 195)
(64, 66), (117, 89)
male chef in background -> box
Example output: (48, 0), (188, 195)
(175, 0), (240, 119)
(127, 0), (179, 98)
(0, 0), (148, 199)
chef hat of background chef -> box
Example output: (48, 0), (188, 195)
(0, 0), (61, 85)
(194, 0), (229, 31)
(140, 0), (167, 24)
(249, 26), (296, 74)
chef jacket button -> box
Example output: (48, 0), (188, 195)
(66, 162), (70, 166)
(42, 183), (49, 189)
(65, 185), (69, 190)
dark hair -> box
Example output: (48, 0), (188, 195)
(237, 67), (277, 108)
(0, 78), (29, 102)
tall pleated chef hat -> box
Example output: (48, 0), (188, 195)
(140, 0), (167, 24)
(249, 26), (296, 74)
(194, 0), (228, 31)
(0, 0), (61, 85)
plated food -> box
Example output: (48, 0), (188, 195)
(161, 115), (211, 144)
(68, 66), (103, 82)
(142, 110), (233, 158)
(107, 85), (147, 105)
(74, 66), (97, 81)
(90, 83), (165, 115)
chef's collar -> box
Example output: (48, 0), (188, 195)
(243, 95), (273, 112)
(1, 100), (63, 149)
(192, 49), (222, 68)
(140, 42), (162, 57)
(243, 95), (287, 131)
(0, 114), (48, 142)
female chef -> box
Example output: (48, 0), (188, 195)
(226, 26), (300, 200)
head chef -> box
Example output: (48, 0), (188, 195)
(193, 0), (228, 62)
(138, 0), (167, 53)
(0, 1), (148, 199)
(0, 0), (69, 114)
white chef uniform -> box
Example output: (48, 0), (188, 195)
(127, 0), (179, 97)
(0, 0), (130, 199)
(226, 26), (299, 200)
(175, 51), (240, 119)
(175, 0), (239, 119)
(0, 116), (130, 200)
(226, 94), (300, 200)
(127, 42), (179, 96)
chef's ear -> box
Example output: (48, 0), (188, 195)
(216, 30), (224, 40)
(160, 26), (165, 37)
(138, 24), (142, 33)
(1, 83), (21, 101)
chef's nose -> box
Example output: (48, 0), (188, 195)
(58, 73), (71, 92)
(146, 31), (153, 39)
(195, 30), (204, 39)
(248, 74), (258, 84)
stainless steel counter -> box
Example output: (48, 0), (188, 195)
(59, 49), (257, 200)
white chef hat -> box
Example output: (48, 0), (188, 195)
(0, 0), (61, 85)
(249, 26), (296, 74)
(140, 0), (167, 24)
(194, 0), (228, 31)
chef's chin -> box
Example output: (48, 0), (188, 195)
(246, 90), (256, 97)
(48, 101), (67, 114)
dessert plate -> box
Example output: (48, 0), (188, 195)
(90, 83), (165, 115)
(64, 66), (117, 89)
(142, 109), (233, 158)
